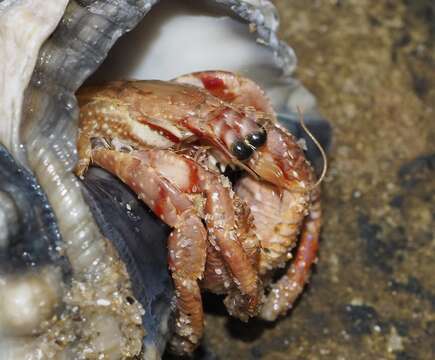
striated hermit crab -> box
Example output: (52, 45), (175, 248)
(75, 70), (325, 354)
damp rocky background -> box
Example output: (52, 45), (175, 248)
(166, 1), (435, 359)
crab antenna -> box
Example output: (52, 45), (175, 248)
(296, 106), (328, 189)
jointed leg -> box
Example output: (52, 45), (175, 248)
(180, 71), (322, 320)
(140, 149), (263, 319)
(235, 176), (310, 275)
(175, 70), (276, 118)
(90, 145), (207, 354)
(168, 212), (208, 353)
(89, 143), (263, 341)
(260, 189), (321, 321)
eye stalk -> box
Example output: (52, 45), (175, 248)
(230, 128), (267, 161)
(231, 140), (254, 161)
(245, 128), (267, 149)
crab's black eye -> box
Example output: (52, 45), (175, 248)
(245, 128), (267, 149)
(231, 140), (254, 161)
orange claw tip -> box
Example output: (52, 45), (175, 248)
(249, 152), (308, 192)
(249, 153), (283, 186)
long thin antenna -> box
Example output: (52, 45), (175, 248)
(297, 106), (328, 189)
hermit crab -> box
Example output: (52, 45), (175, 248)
(74, 71), (326, 354)
(0, 0), (331, 359)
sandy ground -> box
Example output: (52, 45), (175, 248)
(170, 1), (435, 359)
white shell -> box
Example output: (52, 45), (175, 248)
(0, 0), (68, 157)
(91, 0), (300, 112)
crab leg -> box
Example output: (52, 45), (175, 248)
(175, 70), (276, 118)
(90, 145), (207, 354)
(201, 195), (262, 320)
(185, 71), (323, 319)
(90, 144), (262, 311)
(236, 177), (321, 321)
(201, 244), (233, 294)
(234, 176), (318, 318)
(260, 189), (321, 321)
(167, 212), (207, 353)
(136, 149), (262, 318)
(235, 176), (310, 275)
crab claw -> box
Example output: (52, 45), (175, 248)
(248, 123), (315, 192)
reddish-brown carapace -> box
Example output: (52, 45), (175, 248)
(75, 71), (323, 355)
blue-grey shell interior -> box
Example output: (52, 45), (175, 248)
(0, 145), (67, 274)
(81, 167), (173, 353)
